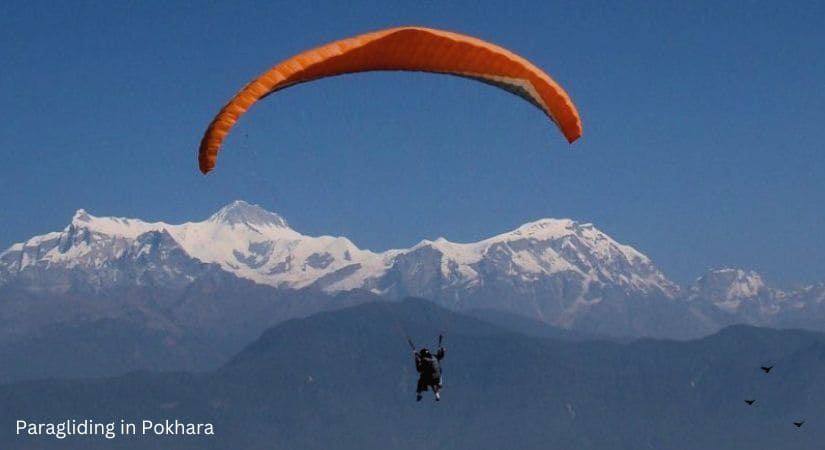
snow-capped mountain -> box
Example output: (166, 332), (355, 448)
(1, 201), (822, 337)
(0, 201), (684, 334)
(687, 268), (784, 325)
(685, 268), (825, 332)
(0, 202), (676, 295)
(0, 202), (384, 291)
(380, 218), (677, 295)
(365, 218), (683, 334)
(769, 282), (825, 330)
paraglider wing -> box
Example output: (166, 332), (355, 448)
(199, 26), (582, 174)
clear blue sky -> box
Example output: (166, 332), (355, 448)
(1, 0), (823, 287)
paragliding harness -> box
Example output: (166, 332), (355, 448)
(410, 335), (445, 401)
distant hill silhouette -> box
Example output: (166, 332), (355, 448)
(3, 299), (825, 449)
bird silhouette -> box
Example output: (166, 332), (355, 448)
(793, 421), (805, 428)
(744, 399), (755, 405)
(761, 365), (774, 373)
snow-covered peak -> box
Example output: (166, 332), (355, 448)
(412, 219), (589, 248)
(1, 203), (360, 289)
(509, 218), (579, 238)
(490, 218), (607, 245)
(208, 201), (289, 228)
(689, 268), (773, 313)
(694, 268), (766, 298)
(70, 209), (167, 239)
(1, 205), (679, 303)
(485, 218), (650, 264)
(408, 218), (653, 267)
(399, 218), (675, 297)
(72, 208), (92, 223)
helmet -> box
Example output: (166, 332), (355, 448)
(419, 348), (431, 357)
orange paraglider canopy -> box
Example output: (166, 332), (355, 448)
(199, 26), (582, 174)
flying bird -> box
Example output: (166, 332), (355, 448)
(744, 399), (755, 405)
(761, 365), (774, 373)
(793, 421), (805, 428)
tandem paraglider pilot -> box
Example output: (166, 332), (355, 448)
(413, 336), (445, 402)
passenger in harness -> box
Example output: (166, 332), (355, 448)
(413, 337), (445, 402)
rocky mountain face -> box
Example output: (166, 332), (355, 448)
(0, 201), (822, 341)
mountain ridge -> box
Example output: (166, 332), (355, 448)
(1, 202), (823, 338)
(0, 201), (675, 292)
(4, 300), (825, 450)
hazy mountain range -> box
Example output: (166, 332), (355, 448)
(2, 299), (825, 450)
(1, 201), (824, 381)
(2, 201), (822, 330)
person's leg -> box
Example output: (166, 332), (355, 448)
(416, 377), (426, 401)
